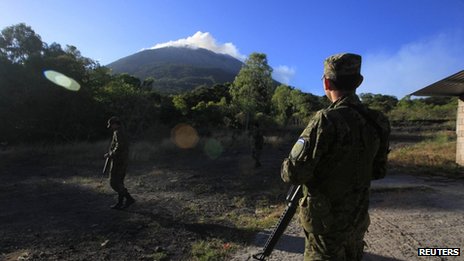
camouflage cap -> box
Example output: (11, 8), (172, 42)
(323, 53), (362, 81)
(107, 116), (121, 128)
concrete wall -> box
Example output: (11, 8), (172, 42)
(457, 98), (464, 165)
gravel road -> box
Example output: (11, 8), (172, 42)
(231, 174), (464, 261)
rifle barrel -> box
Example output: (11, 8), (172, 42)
(252, 185), (301, 260)
(102, 158), (109, 174)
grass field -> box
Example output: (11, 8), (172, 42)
(388, 130), (462, 178)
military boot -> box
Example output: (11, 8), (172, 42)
(111, 194), (124, 210)
(123, 193), (135, 209)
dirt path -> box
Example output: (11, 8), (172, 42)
(1, 136), (464, 261)
(231, 174), (464, 261)
(0, 143), (290, 261)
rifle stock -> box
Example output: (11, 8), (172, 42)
(252, 185), (302, 260)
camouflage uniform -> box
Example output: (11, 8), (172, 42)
(109, 126), (129, 195)
(281, 54), (390, 261)
(106, 117), (134, 209)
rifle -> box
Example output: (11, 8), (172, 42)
(252, 185), (302, 260)
(100, 157), (109, 183)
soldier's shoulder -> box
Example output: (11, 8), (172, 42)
(310, 109), (337, 123)
(322, 106), (348, 121)
(303, 109), (338, 131)
(366, 108), (391, 131)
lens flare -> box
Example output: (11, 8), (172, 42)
(203, 138), (223, 159)
(171, 123), (199, 149)
(43, 70), (81, 91)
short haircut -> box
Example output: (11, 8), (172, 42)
(329, 74), (362, 91)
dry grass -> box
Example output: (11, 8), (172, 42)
(1, 127), (292, 168)
(1, 138), (181, 168)
(190, 238), (238, 261)
(4, 128), (462, 180)
(129, 139), (176, 162)
(389, 131), (462, 177)
(265, 134), (292, 148)
(218, 203), (286, 231)
(0, 141), (110, 169)
(188, 204), (287, 261)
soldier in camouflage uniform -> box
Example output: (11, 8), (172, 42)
(281, 53), (390, 260)
(105, 116), (135, 210)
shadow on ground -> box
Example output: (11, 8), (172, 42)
(364, 253), (405, 261)
(370, 174), (464, 211)
(0, 145), (279, 260)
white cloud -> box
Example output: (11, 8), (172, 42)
(273, 65), (296, 85)
(147, 31), (246, 60)
(362, 30), (464, 98)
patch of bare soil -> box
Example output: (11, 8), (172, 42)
(2, 126), (463, 261)
(0, 141), (291, 261)
(231, 173), (464, 261)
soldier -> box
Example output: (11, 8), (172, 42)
(251, 122), (264, 167)
(104, 116), (135, 210)
(281, 53), (390, 260)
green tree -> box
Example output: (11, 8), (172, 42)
(142, 77), (155, 91)
(290, 90), (324, 125)
(230, 52), (274, 129)
(359, 93), (398, 113)
(172, 95), (189, 115)
(0, 25), (109, 142)
(115, 73), (142, 88)
(271, 85), (326, 126)
(421, 96), (456, 106)
(271, 85), (293, 125)
(0, 23), (43, 64)
(171, 84), (232, 119)
(85, 64), (113, 92)
(389, 95), (457, 121)
(191, 98), (228, 128)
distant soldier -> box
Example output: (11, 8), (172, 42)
(281, 53), (390, 260)
(104, 116), (135, 209)
(251, 122), (264, 167)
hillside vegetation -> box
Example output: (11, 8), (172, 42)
(0, 23), (459, 146)
(107, 47), (243, 94)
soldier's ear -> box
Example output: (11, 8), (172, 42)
(355, 75), (364, 88)
(324, 78), (335, 91)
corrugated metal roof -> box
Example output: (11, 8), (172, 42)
(411, 70), (464, 97)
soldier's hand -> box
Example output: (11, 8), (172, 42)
(104, 153), (110, 158)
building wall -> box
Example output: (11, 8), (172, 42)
(457, 98), (464, 165)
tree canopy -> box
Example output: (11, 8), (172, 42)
(230, 53), (274, 129)
(1, 23), (458, 144)
(0, 23), (43, 64)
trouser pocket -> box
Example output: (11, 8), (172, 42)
(299, 195), (334, 234)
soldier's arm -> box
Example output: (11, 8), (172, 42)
(281, 111), (335, 184)
(109, 130), (127, 158)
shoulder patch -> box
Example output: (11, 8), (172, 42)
(290, 138), (306, 160)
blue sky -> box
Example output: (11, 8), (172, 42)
(1, 0), (464, 98)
